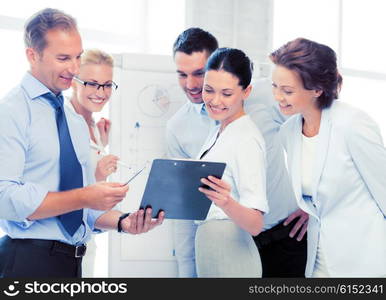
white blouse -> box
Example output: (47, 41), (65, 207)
(196, 115), (269, 221)
(65, 99), (105, 172)
(88, 123), (106, 171)
(301, 133), (329, 277)
(301, 134), (318, 197)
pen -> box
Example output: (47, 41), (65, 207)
(123, 164), (147, 185)
(90, 144), (132, 169)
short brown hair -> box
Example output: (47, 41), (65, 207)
(173, 27), (218, 57)
(270, 38), (342, 109)
(24, 8), (77, 53)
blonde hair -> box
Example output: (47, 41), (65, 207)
(81, 49), (114, 67)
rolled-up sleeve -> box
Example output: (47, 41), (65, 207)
(0, 105), (48, 223)
(234, 137), (269, 214)
(86, 209), (106, 233)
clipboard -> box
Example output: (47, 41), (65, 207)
(139, 159), (226, 220)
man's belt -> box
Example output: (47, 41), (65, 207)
(11, 238), (87, 258)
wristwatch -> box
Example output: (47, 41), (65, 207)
(117, 212), (130, 233)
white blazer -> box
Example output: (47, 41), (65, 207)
(280, 101), (386, 277)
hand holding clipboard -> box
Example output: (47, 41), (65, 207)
(138, 159), (226, 220)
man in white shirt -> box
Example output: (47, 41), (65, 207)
(166, 28), (308, 277)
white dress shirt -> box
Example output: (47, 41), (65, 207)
(301, 134), (318, 196)
(166, 80), (297, 229)
(301, 134), (329, 277)
(165, 79), (294, 277)
(196, 115), (269, 221)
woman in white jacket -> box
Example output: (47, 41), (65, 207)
(270, 38), (386, 277)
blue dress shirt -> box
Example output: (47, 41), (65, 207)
(0, 72), (105, 245)
(166, 101), (217, 159)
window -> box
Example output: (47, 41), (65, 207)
(0, 29), (26, 98)
(0, 0), (185, 97)
(340, 0), (386, 135)
(341, 0), (386, 74)
(273, 0), (340, 51)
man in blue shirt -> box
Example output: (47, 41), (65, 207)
(167, 28), (308, 277)
(0, 8), (163, 278)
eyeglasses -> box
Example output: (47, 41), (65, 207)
(73, 77), (118, 92)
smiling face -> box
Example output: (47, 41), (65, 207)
(27, 28), (83, 94)
(72, 63), (113, 113)
(174, 50), (209, 104)
(271, 65), (321, 116)
(203, 69), (251, 129)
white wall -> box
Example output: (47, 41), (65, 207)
(186, 0), (273, 76)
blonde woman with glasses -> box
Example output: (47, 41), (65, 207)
(68, 49), (119, 277)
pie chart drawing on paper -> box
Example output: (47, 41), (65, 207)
(137, 85), (171, 118)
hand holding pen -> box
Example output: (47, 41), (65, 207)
(95, 154), (119, 181)
(91, 143), (149, 185)
(90, 144), (132, 169)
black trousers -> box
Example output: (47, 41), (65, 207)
(254, 219), (307, 277)
(0, 236), (83, 278)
